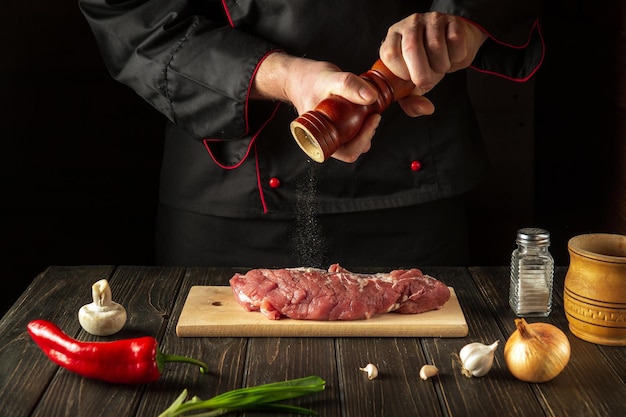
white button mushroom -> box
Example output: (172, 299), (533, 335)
(78, 279), (127, 336)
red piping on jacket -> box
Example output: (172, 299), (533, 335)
(464, 18), (545, 83)
(201, 48), (282, 168)
(202, 100), (279, 214)
(204, 4), (281, 214)
(253, 142), (269, 213)
(201, 46), (280, 211)
(221, 0), (235, 27)
(201, 100), (280, 169)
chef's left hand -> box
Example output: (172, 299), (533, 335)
(380, 12), (488, 117)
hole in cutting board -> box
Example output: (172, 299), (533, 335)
(211, 301), (223, 306)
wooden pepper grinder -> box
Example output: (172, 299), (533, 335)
(290, 59), (415, 162)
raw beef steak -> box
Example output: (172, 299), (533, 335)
(229, 264), (450, 320)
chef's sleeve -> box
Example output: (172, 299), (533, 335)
(79, 0), (278, 141)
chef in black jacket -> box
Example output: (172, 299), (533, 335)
(78, 1), (544, 268)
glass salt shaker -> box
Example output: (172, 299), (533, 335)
(509, 227), (554, 317)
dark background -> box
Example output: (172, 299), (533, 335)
(1, 1), (625, 315)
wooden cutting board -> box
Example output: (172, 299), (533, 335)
(176, 286), (468, 337)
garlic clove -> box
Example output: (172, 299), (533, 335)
(359, 363), (379, 380)
(78, 279), (127, 336)
(419, 364), (439, 380)
(459, 340), (499, 378)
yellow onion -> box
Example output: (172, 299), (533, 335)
(504, 318), (570, 383)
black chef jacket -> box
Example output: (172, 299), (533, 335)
(79, 0), (544, 220)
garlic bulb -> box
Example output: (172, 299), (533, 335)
(359, 363), (378, 380)
(78, 279), (127, 336)
(459, 341), (499, 377)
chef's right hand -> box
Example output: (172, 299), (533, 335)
(252, 52), (387, 163)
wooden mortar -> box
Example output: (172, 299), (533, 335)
(564, 233), (626, 346)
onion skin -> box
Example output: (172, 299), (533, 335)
(504, 318), (571, 383)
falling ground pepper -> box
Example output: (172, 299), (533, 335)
(293, 162), (326, 267)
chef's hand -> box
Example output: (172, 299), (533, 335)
(251, 52), (386, 163)
(380, 12), (488, 116)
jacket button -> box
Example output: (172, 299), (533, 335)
(269, 177), (281, 188)
(410, 160), (422, 171)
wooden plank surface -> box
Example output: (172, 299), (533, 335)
(469, 266), (626, 417)
(419, 267), (546, 417)
(0, 265), (116, 417)
(337, 337), (444, 417)
(3, 265), (626, 417)
(176, 286), (467, 337)
(138, 267), (250, 417)
(26, 266), (186, 417)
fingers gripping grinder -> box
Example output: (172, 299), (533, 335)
(289, 59), (415, 162)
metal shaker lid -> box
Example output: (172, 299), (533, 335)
(517, 227), (551, 246)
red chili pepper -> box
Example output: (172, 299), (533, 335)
(27, 319), (208, 384)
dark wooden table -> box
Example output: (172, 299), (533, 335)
(1, 265), (625, 417)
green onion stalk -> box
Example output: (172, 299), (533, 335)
(159, 375), (326, 417)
